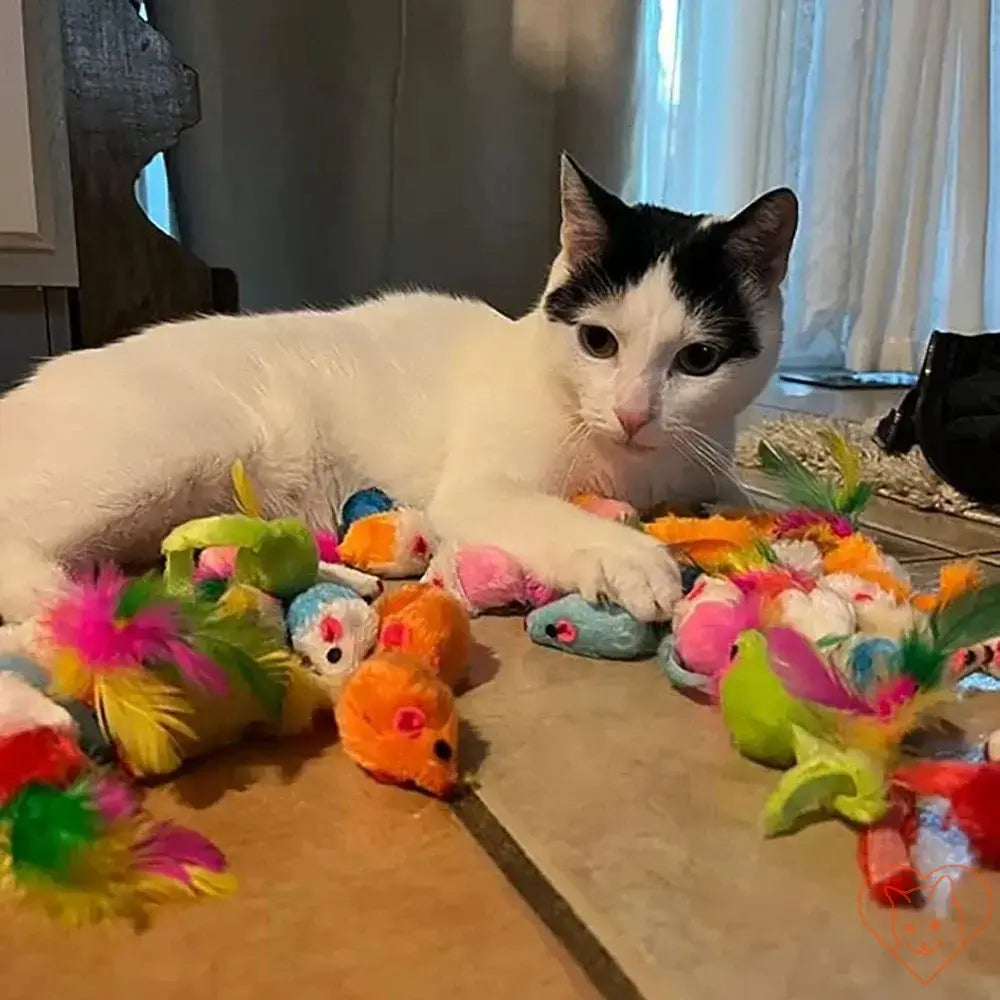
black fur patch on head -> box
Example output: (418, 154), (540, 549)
(545, 157), (797, 365)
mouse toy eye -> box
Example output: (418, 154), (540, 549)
(433, 739), (453, 762)
(326, 647), (343, 664)
(578, 324), (619, 359)
(674, 342), (723, 376)
(544, 619), (578, 644)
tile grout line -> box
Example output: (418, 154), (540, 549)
(451, 792), (645, 1000)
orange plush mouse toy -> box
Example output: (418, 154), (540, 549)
(334, 584), (472, 798)
(373, 583), (472, 689)
(334, 652), (460, 797)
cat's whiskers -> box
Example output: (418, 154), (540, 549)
(555, 419), (593, 498)
(665, 419), (757, 506)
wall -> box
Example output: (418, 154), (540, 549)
(148, 0), (638, 317)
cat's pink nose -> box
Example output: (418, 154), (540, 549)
(615, 408), (652, 440)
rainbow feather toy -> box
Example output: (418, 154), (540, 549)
(35, 566), (325, 778)
(644, 430), (1000, 910)
(0, 762), (233, 925)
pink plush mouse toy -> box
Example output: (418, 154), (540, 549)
(422, 542), (559, 616)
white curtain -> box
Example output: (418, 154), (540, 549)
(629, 0), (1000, 373)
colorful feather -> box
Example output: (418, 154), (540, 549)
(819, 428), (860, 503)
(757, 440), (838, 511)
(758, 434), (872, 520)
(912, 560), (982, 614)
(896, 631), (947, 691)
(0, 773), (234, 924)
(765, 626), (873, 713)
(930, 580), (1000, 654)
(822, 535), (912, 601)
(195, 576), (231, 604)
(190, 608), (291, 717)
(0, 727), (86, 805)
(231, 459), (263, 519)
(730, 567), (814, 598)
(40, 567), (228, 697)
(95, 672), (194, 777)
(3, 782), (103, 878)
(91, 775), (139, 825)
(837, 689), (953, 755)
(133, 822), (229, 885)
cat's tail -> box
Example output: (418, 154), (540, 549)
(0, 537), (69, 625)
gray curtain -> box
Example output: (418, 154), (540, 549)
(148, 0), (640, 317)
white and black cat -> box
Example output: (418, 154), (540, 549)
(0, 155), (797, 624)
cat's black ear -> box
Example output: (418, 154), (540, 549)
(724, 188), (799, 292)
(559, 153), (624, 266)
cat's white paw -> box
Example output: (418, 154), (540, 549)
(563, 532), (682, 622)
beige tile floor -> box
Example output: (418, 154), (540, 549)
(0, 738), (601, 1000)
(462, 620), (1000, 1000)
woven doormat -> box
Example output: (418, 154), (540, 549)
(735, 413), (1000, 527)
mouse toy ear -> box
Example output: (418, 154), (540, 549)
(379, 621), (410, 650)
(392, 705), (426, 737)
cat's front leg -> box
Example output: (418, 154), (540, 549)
(429, 486), (681, 621)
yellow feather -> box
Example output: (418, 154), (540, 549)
(819, 428), (860, 503)
(217, 582), (261, 617)
(48, 650), (95, 703)
(96, 672), (195, 778)
(137, 869), (238, 902)
(837, 690), (953, 755)
(187, 868), (238, 897)
(230, 459), (262, 519)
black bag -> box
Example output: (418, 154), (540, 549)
(874, 331), (1000, 504)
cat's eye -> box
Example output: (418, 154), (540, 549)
(578, 324), (619, 359)
(674, 342), (723, 376)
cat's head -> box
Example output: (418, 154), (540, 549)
(541, 154), (798, 451)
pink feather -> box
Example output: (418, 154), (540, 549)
(134, 822), (228, 884)
(92, 775), (140, 825)
(765, 626), (874, 712)
(730, 567), (815, 595)
(165, 640), (228, 697)
(42, 565), (227, 693)
(870, 676), (919, 718)
(44, 565), (135, 666)
(773, 510), (853, 538)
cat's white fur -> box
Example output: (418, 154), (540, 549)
(0, 167), (791, 625)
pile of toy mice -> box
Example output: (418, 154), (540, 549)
(3, 431), (1000, 926)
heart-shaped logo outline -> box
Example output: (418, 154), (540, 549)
(857, 864), (993, 984)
